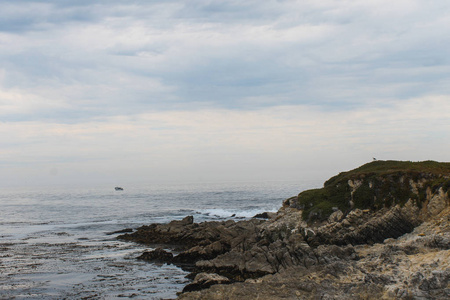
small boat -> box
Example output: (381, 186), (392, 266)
(115, 187), (123, 191)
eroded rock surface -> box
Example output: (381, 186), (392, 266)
(179, 207), (450, 299)
(182, 273), (231, 293)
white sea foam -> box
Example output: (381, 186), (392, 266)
(197, 207), (278, 220)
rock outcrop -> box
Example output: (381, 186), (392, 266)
(182, 273), (231, 293)
(118, 160), (450, 299)
(119, 217), (264, 265)
(179, 207), (450, 300)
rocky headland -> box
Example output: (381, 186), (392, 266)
(118, 160), (450, 299)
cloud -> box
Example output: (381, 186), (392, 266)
(0, 1), (449, 185)
(1, 0), (449, 119)
(1, 95), (448, 185)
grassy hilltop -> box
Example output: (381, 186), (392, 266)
(296, 160), (450, 222)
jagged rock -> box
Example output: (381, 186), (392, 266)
(364, 273), (395, 285)
(308, 206), (418, 246)
(173, 241), (231, 264)
(313, 244), (358, 263)
(328, 209), (343, 223)
(119, 217), (265, 266)
(419, 270), (450, 291)
(422, 235), (450, 249)
(106, 228), (133, 235)
(253, 212), (276, 219)
(182, 273), (231, 293)
(282, 196), (301, 209)
(138, 248), (173, 263)
(194, 232), (321, 281)
(427, 187), (450, 217)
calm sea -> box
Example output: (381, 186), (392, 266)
(0, 180), (320, 299)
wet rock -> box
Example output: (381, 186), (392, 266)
(173, 241), (231, 264)
(253, 212), (275, 219)
(137, 248), (173, 263)
(182, 273), (230, 292)
(177, 216), (194, 226)
(106, 228), (133, 235)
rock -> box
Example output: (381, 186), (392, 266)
(177, 215), (194, 226)
(120, 217), (266, 268)
(173, 241), (231, 264)
(423, 235), (450, 249)
(419, 270), (450, 291)
(282, 196), (301, 209)
(106, 228), (133, 235)
(253, 212), (275, 219)
(328, 210), (343, 223)
(364, 273), (395, 285)
(308, 206), (418, 246)
(182, 273), (231, 292)
(427, 187), (449, 217)
(137, 248), (173, 263)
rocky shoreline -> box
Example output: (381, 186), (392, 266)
(118, 161), (450, 299)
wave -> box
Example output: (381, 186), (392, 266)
(194, 207), (278, 220)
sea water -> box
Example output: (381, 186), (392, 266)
(0, 180), (320, 299)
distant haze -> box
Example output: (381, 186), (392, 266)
(1, 1), (449, 187)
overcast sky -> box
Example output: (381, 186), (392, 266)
(1, 0), (449, 187)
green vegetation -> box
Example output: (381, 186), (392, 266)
(324, 160), (450, 187)
(297, 160), (450, 222)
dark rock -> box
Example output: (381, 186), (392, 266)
(175, 215), (194, 226)
(364, 273), (395, 285)
(283, 196), (302, 209)
(106, 228), (133, 235)
(137, 248), (173, 263)
(173, 241), (231, 264)
(253, 212), (274, 219)
(419, 270), (450, 291)
(182, 273), (230, 292)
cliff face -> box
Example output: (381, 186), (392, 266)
(118, 160), (450, 299)
(289, 160), (450, 225)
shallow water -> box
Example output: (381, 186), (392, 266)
(0, 180), (320, 299)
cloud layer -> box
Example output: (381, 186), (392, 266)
(1, 95), (448, 186)
(1, 1), (449, 186)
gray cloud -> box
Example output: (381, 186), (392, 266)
(1, 1), (449, 185)
(1, 0), (449, 119)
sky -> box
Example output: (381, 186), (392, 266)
(1, 0), (449, 187)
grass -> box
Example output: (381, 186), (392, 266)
(297, 160), (450, 222)
(324, 160), (450, 187)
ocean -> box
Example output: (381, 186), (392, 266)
(0, 180), (320, 299)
